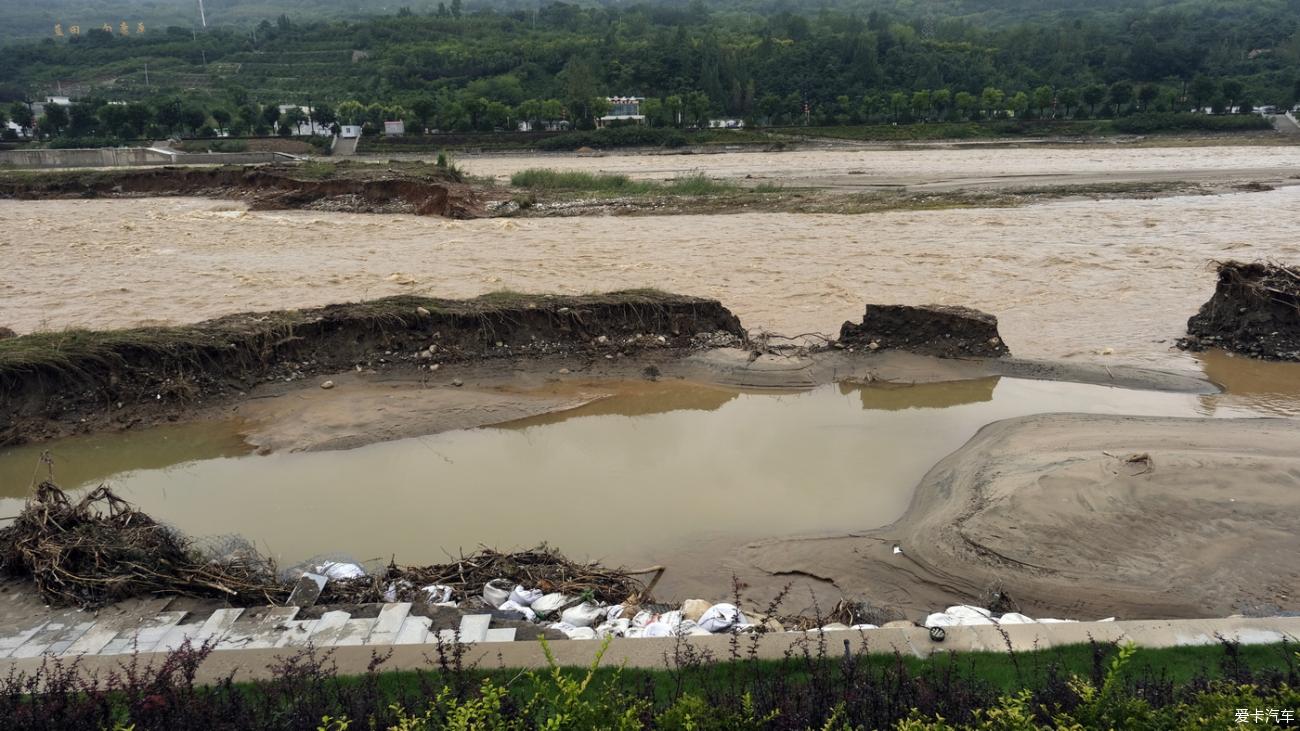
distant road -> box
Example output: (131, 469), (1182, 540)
(1267, 113), (1300, 135)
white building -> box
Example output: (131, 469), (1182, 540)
(597, 97), (645, 127)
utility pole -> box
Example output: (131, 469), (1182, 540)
(144, 63), (150, 89)
(198, 0), (207, 28)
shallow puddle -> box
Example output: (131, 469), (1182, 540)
(0, 376), (1268, 593)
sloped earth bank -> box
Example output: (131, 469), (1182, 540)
(1179, 260), (1300, 361)
(0, 292), (744, 446)
(735, 414), (1300, 620)
(0, 165), (482, 217)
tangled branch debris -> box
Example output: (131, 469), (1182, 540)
(0, 482), (286, 608)
(321, 546), (649, 607)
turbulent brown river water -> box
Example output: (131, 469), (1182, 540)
(4, 185), (1300, 368)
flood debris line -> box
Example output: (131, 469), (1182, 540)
(0, 163), (482, 218)
(836, 304), (1010, 358)
(0, 482), (285, 608)
(1179, 260), (1300, 361)
(0, 291), (744, 446)
(317, 546), (650, 608)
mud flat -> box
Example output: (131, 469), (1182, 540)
(0, 162), (482, 218)
(737, 413), (1300, 620)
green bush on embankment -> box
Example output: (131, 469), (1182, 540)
(510, 168), (739, 196)
(1113, 113), (1274, 134)
(3, 634), (1296, 730)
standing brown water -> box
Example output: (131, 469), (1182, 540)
(5, 187), (1300, 369)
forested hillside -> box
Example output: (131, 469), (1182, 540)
(0, 0), (1296, 140)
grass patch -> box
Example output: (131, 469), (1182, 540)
(510, 168), (741, 197)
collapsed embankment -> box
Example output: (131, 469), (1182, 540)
(1179, 260), (1300, 361)
(0, 291), (744, 446)
(0, 164), (482, 217)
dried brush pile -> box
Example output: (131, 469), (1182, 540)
(0, 481), (286, 608)
(322, 546), (650, 606)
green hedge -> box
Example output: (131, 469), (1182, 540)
(1113, 112), (1273, 134)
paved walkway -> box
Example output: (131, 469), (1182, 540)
(0, 603), (1296, 684)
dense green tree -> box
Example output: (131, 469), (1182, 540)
(980, 87), (1004, 118)
(9, 102), (34, 134)
(1032, 85), (1053, 117)
(1009, 91), (1030, 119)
(211, 108), (232, 135)
(1189, 77), (1218, 111)
(1081, 85), (1107, 116)
(1058, 88), (1079, 117)
(954, 91), (977, 120)
(1137, 85), (1160, 111)
(1108, 81), (1134, 116)
(41, 103), (68, 136)
(409, 97), (437, 133)
(1221, 79), (1245, 111)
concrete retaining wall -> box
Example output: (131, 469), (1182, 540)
(0, 147), (292, 169)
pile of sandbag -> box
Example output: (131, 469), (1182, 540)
(922, 605), (1110, 627)
(479, 580), (760, 640)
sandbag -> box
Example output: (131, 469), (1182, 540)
(498, 600), (538, 623)
(697, 603), (746, 633)
(680, 599), (711, 622)
(532, 593), (570, 616)
(509, 585), (543, 606)
(316, 561), (365, 580)
(560, 602), (606, 628)
(421, 584), (454, 604)
(482, 579), (512, 608)
(995, 613), (1035, 625)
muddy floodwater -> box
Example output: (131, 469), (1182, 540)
(0, 376), (1289, 596)
(5, 186), (1300, 370)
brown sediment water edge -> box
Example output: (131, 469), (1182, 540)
(1, 372), (1295, 607)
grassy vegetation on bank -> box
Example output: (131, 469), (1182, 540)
(3, 636), (1296, 730)
(510, 168), (744, 196)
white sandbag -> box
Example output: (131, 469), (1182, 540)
(819, 623), (851, 632)
(420, 584), (454, 604)
(1036, 618), (1078, 624)
(925, 612), (992, 627)
(560, 602), (605, 628)
(549, 622), (597, 640)
(532, 593), (570, 616)
(498, 600), (538, 623)
(382, 580), (412, 602)
(658, 610), (683, 627)
(606, 604), (627, 620)
(631, 610), (654, 628)
(595, 618), (632, 638)
(697, 603), (747, 633)
(848, 624), (879, 631)
(676, 620), (712, 637)
(995, 613), (1036, 625)
(642, 621), (674, 638)
(945, 605), (993, 619)
(316, 561), (366, 580)
(509, 585), (543, 607)
(482, 579), (512, 608)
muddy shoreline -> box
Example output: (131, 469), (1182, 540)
(736, 413), (1300, 620)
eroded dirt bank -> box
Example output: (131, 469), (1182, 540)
(0, 163), (482, 218)
(735, 413), (1300, 620)
(0, 292), (743, 446)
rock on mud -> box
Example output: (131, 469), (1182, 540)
(0, 327), (14, 340)
(837, 304), (1010, 358)
(1179, 261), (1300, 361)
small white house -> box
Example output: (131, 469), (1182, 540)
(383, 120), (405, 136)
(707, 118), (745, 129)
(339, 125), (362, 139)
